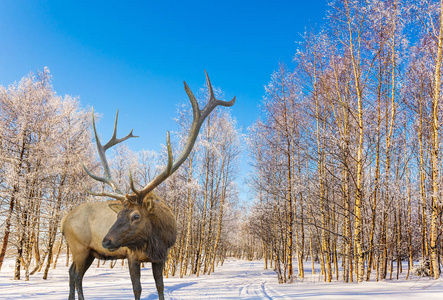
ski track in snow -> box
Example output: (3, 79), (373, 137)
(1, 258), (443, 299)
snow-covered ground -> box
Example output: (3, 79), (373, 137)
(1, 257), (442, 299)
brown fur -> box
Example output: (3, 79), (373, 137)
(61, 192), (177, 300)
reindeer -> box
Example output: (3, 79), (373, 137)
(61, 72), (235, 300)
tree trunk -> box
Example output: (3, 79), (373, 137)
(430, 0), (443, 280)
(0, 194), (15, 271)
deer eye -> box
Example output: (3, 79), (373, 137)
(131, 213), (141, 223)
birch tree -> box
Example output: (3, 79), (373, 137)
(0, 68), (94, 279)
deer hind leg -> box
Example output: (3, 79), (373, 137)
(152, 262), (165, 300)
(68, 264), (76, 300)
(71, 253), (95, 300)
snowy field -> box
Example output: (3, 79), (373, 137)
(1, 257), (443, 299)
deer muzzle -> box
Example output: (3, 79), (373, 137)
(102, 236), (119, 251)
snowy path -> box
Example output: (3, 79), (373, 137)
(1, 258), (443, 299)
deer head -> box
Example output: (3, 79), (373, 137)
(82, 71), (235, 252)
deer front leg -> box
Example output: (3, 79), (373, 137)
(152, 262), (165, 300)
(128, 259), (142, 300)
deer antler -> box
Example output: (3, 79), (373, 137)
(132, 71), (235, 201)
(83, 72), (235, 204)
(82, 108), (138, 201)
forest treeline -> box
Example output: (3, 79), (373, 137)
(246, 0), (443, 283)
(2, 0), (443, 286)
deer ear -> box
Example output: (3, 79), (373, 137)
(143, 196), (155, 213)
(109, 203), (124, 214)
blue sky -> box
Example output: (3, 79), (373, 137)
(0, 0), (327, 201)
